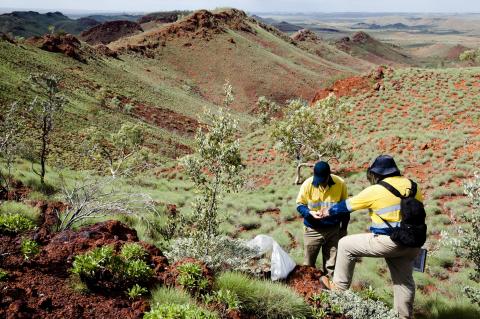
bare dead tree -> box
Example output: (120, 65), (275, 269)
(56, 177), (161, 231)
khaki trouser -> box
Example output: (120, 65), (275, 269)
(303, 225), (341, 277)
(333, 233), (420, 319)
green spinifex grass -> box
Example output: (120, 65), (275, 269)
(216, 272), (311, 318)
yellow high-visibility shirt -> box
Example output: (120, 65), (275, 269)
(296, 174), (348, 227)
(345, 176), (423, 232)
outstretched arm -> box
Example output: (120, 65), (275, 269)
(297, 205), (326, 219)
(329, 200), (351, 216)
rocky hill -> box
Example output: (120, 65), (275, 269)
(335, 31), (413, 66)
(138, 11), (191, 24)
(109, 9), (369, 110)
(80, 20), (144, 45)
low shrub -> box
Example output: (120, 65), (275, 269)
(120, 242), (147, 261)
(177, 262), (210, 295)
(0, 269), (8, 281)
(71, 243), (153, 291)
(127, 284), (148, 300)
(166, 236), (258, 272)
(329, 290), (398, 319)
(216, 272), (311, 318)
(143, 303), (218, 319)
(0, 213), (36, 233)
(21, 239), (40, 259)
(203, 288), (240, 311)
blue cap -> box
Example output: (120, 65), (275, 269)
(312, 161), (331, 187)
(369, 155), (400, 176)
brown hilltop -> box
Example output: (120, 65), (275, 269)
(80, 20), (144, 45)
(113, 8), (255, 52)
(351, 31), (375, 44)
(336, 31), (375, 50)
(291, 29), (321, 43)
(335, 31), (411, 66)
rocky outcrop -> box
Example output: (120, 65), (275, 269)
(26, 34), (84, 61)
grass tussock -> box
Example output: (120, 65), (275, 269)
(216, 271), (311, 318)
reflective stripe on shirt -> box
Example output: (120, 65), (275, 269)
(345, 199), (353, 212)
(373, 204), (401, 216)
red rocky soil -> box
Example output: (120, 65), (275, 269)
(311, 66), (388, 103)
(0, 180), (31, 201)
(132, 103), (200, 136)
(335, 31), (375, 51)
(0, 214), (168, 319)
(286, 265), (326, 301)
(81, 21), (144, 45)
(93, 44), (118, 58)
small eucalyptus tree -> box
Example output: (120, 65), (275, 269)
(256, 96), (279, 125)
(28, 73), (66, 187)
(271, 94), (352, 184)
(182, 81), (244, 248)
(0, 103), (25, 193)
(83, 123), (149, 178)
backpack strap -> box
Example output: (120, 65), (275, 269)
(378, 181), (404, 198)
(408, 180), (418, 198)
(378, 179), (418, 198)
(376, 214), (394, 230)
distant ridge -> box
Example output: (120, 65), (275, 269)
(0, 11), (99, 37)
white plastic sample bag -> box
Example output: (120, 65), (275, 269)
(247, 234), (296, 281)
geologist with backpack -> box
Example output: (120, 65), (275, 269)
(316, 155), (427, 319)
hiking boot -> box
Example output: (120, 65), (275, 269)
(320, 276), (337, 291)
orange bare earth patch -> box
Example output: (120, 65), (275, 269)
(132, 103), (200, 136)
(311, 76), (372, 102)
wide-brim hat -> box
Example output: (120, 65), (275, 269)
(369, 155), (400, 176)
(312, 161), (331, 187)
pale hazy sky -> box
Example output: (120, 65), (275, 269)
(1, 0), (480, 13)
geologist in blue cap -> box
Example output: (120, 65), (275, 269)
(317, 155), (424, 319)
(296, 161), (349, 277)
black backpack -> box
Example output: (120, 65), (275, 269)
(377, 180), (427, 248)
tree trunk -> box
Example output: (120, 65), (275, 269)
(295, 162), (315, 185)
(40, 116), (48, 186)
